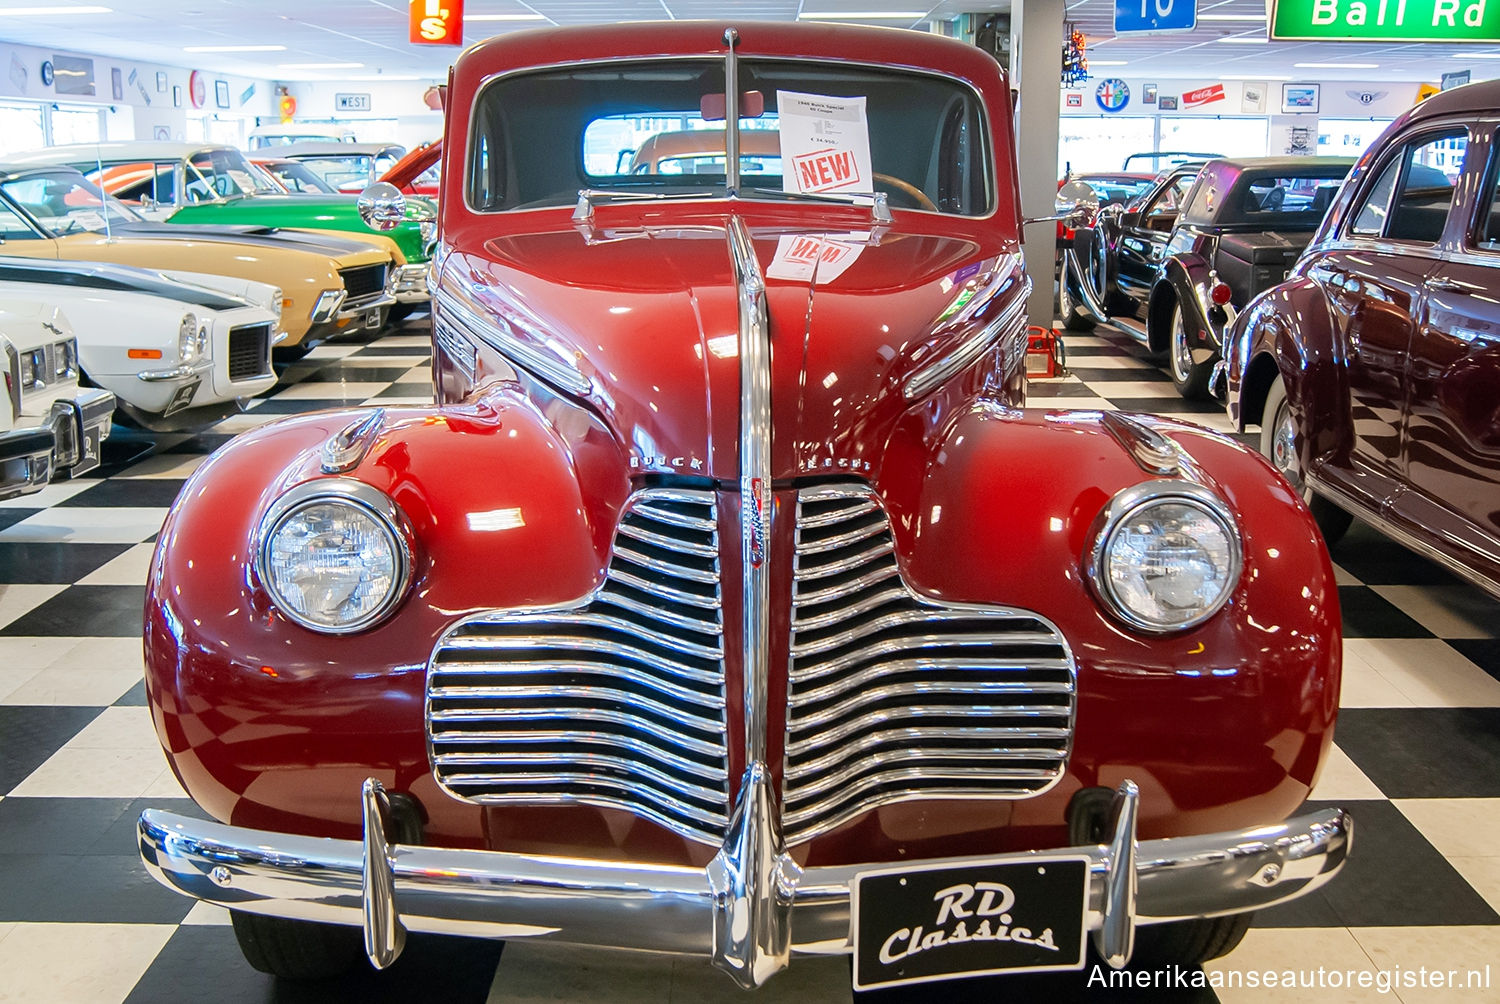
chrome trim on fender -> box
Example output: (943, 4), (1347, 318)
(902, 262), (1030, 401)
(1100, 411), (1184, 478)
(137, 793), (1351, 970)
(1085, 480), (1244, 635)
(321, 408), (386, 474)
(433, 274), (593, 398)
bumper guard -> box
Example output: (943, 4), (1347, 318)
(139, 777), (1350, 985)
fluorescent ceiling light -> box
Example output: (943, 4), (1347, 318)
(798, 11), (928, 19)
(1461, 52), (1500, 57)
(278, 61), (364, 69)
(0, 5), (111, 13)
(344, 74), (424, 81)
(1090, 60), (1128, 65)
(1217, 36), (1267, 43)
(184, 44), (286, 52)
(1198, 12), (1267, 20)
(1294, 61), (1379, 68)
(1221, 73), (1292, 80)
(465, 12), (546, 19)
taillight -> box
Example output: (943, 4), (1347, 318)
(1210, 282), (1233, 306)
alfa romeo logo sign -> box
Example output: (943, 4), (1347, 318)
(1096, 78), (1130, 112)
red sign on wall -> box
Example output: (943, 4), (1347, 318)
(1181, 84), (1226, 108)
(410, 0), (463, 45)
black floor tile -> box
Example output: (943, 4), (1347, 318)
(56, 479), (187, 508)
(126, 926), (507, 1004)
(351, 345), (431, 357)
(163, 434), (235, 455)
(248, 397), (329, 414)
(1326, 523), (1458, 586)
(0, 705), (102, 793)
(371, 383), (434, 399)
(90, 797), (210, 856)
(1449, 639), (1500, 684)
(1336, 586), (1434, 638)
(1067, 367), (1166, 382)
(300, 366), (413, 384)
(1336, 709), (1500, 798)
(0, 508), (40, 533)
(1107, 397), (1225, 415)
(0, 542), (131, 583)
(114, 678), (149, 706)
(1028, 381), (1103, 397)
(92, 438), (160, 477)
(0, 584), (148, 637)
(1062, 344), (1137, 357)
(0, 796), (133, 854)
(0, 852), (194, 923)
(1258, 800), (1498, 928)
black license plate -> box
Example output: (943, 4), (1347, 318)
(73, 422), (104, 477)
(163, 379), (200, 417)
(364, 310), (382, 330)
(851, 856), (1088, 991)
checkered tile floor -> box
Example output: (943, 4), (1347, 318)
(1, 316), (1497, 1003)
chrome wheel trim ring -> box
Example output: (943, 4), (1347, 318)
(1272, 399), (1303, 491)
(1170, 306), (1193, 383)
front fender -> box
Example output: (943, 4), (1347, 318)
(1149, 255), (1218, 356)
(877, 404), (1341, 839)
(144, 385), (629, 842)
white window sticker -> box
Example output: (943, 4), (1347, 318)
(70, 210), (108, 231)
(777, 91), (873, 197)
(765, 232), (867, 285)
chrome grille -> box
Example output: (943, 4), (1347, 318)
(783, 485), (1076, 845)
(227, 323), (271, 382)
(340, 264), (388, 303)
(426, 489), (729, 845)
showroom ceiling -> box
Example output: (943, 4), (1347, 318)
(0, 0), (1493, 82)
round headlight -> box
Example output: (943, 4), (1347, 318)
(1089, 482), (1242, 633)
(257, 481), (411, 633)
(178, 313), (199, 363)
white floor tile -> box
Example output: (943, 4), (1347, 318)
(1370, 585), (1500, 640)
(1392, 798), (1500, 860)
(0, 923), (175, 1004)
(1332, 562), (1364, 587)
(180, 903), (232, 927)
(77, 544), (157, 587)
(330, 355), (427, 367)
(204, 412), (289, 434)
(61, 706), (160, 750)
(1345, 638), (1500, 708)
(1350, 927), (1500, 1002)
(1447, 857), (1500, 916)
(9, 746), (170, 798)
(1063, 355), (1159, 370)
(142, 766), (189, 800)
(1208, 927), (1384, 1003)
(113, 453), (209, 479)
(361, 396), (434, 406)
(272, 381), (391, 401)
(302, 344), (360, 359)
(1339, 640), (1415, 708)
(1025, 397), (1114, 411)
(1311, 744), (1386, 801)
(0, 636), (77, 672)
(0, 508), (167, 544)
(0, 922), (12, 945)
(374, 335), (431, 348)
(1094, 380), (1180, 398)
(0, 584), (67, 630)
(0, 479), (95, 509)
(487, 942), (673, 1003)
(0, 666), (42, 703)
(0, 663), (139, 706)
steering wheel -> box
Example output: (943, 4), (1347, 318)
(873, 172), (937, 212)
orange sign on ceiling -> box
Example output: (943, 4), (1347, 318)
(410, 0), (463, 46)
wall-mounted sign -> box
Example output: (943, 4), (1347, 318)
(39, 60), (52, 87)
(1143, 83), (1158, 103)
(215, 79), (230, 109)
(1181, 83), (1225, 107)
(410, 0), (463, 45)
(1066, 92), (1083, 107)
(1115, 0), (1197, 34)
(189, 70), (206, 109)
(1441, 70), (1471, 89)
(1345, 87), (1389, 105)
(52, 54), (96, 96)
(1096, 78), (1130, 112)
(1271, 0), (1500, 42)
(1158, 94), (1178, 110)
(1281, 83), (1321, 114)
(336, 92), (372, 112)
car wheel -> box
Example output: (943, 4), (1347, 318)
(1059, 271), (1095, 332)
(1260, 375), (1353, 546)
(1168, 301), (1213, 399)
(1127, 912), (1254, 968)
(230, 910), (364, 980)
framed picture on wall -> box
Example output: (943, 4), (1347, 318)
(1281, 83), (1320, 114)
(111, 66), (122, 101)
(1143, 83), (1158, 104)
(1158, 95), (1178, 110)
(173, 85), (182, 108)
(156, 70), (167, 93)
(214, 79), (230, 109)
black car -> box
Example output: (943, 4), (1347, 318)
(1060, 155), (1354, 398)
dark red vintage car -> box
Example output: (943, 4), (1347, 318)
(138, 21), (1349, 992)
(1226, 81), (1499, 597)
(380, 140), (441, 198)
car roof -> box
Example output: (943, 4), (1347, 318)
(6, 142), (234, 164)
(277, 142), (405, 158)
(1407, 78), (1500, 121)
(0, 163), (90, 183)
(1203, 155), (1356, 174)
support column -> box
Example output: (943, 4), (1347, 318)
(1010, 0), (1066, 327)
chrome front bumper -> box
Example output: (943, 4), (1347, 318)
(392, 263), (431, 303)
(140, 777), (1350, 986)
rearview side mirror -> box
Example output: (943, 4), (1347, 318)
(358, 182), (407, 232)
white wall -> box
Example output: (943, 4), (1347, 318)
(277, 79), (443, 151)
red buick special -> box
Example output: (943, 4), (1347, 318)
(138, 21), (1349, 992)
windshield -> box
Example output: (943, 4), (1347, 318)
(1181, 168), (1350, 226)
(0, 171), (142, 236)
(185, 148), (279, 198)
(261, 160), (337, 194)
(468, 58), (990, 216)
(294, 155), (396, 193)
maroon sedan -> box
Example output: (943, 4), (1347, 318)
(1226, 80), (1499, 597)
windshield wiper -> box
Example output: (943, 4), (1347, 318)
(572, 187), (720, 222)
(748, 188), (893, 224)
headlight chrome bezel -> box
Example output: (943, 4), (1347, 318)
(1086, 479), (1244, 635)
(254, 479), (414, 635)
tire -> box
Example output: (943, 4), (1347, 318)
(230, 910), (364, 980)
(1260, 375), (1353, 546)
(1058, 268), (1096, 332)
(1167, 301), (1214, 399)
(1128, 912), (1253, 968)
(1060, 230), (1106, 332)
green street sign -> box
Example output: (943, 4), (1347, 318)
(1271, 0), (1500, 41)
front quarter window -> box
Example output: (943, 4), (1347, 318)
(1349, 130), (1466, 243)
(469, 58), (990, 216)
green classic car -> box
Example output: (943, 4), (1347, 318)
(8, 143), (435, 305)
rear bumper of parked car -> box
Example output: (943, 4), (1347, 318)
(18, 389), (114, 481)
(140, 778), (1350, 977)
(392, 263), (432, 303)
(0, 424), (55, 500)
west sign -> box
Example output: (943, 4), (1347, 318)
(1271, 0), (1500, 41)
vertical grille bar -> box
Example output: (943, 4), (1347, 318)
(782, 485), (1076, 845)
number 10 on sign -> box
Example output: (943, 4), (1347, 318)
(1115, 0), (1197, 34)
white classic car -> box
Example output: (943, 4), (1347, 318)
(1, 303), (114, 499)
(0, 257), (280, 431)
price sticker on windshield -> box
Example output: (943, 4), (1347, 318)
(70, 210), (108, 231)
(778, 91), (873, 197)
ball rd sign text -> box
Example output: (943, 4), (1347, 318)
(1271, 0), (1500, 40)
(409, 0), (464, 45)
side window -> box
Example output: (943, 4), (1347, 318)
(1350, 129), (1467, 243)
(0, 203), (40, 240)
(1141, 175), (1192, 231)
(1474, 132), (1500, 250)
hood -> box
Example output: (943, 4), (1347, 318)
(444, 209), (1019, 481)
(115, 221), (386, 258)
(0, 255), (247, 311)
